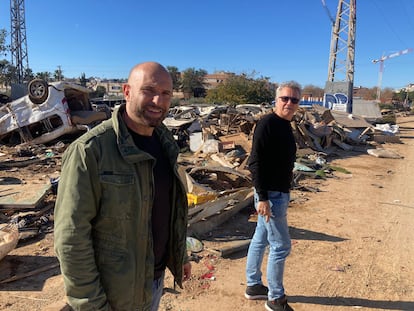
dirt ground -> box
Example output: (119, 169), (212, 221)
(0, 115), (413, 311)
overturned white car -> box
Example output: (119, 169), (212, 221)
(0, 79), (111, 145)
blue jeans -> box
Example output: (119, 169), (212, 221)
(151, 272), (165, 311)
(246, 190), (291, 300)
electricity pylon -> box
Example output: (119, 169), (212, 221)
(326, 0), (356, 84)
(322, 0), (356, 113)
(10, 0), (29, 84)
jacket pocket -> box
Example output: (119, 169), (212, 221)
(99, 172), (136, 220)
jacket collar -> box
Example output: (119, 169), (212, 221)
(112, 104), (179, 164)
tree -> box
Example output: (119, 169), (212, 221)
(381, 87), (394, 103)
(90, 85), (106, 98)
(23, 68), (34, 82)
(54, 66), (64, 81)
(180, 68), (207, 98)
(366, 87), (377, 100)
(393, 89), (413, 109)
(206, 73), (274, 105)
(0, 60), (17, 89)
(0, 29), (8, 58)
(0, 29), (37, 86)
(167, 66), (181, 92)
(0, 29), (15, 89)
(35, 71), (51, 81)
(302, 84), (324, 99)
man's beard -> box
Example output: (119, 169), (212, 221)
(136, 104), (167, 127)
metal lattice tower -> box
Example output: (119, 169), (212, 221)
(10, 0), (29, 84)
(327, 0), (356, 84)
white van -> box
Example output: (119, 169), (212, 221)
(0, 79), (111, 145)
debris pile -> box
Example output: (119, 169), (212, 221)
(0, 101), (408, 260)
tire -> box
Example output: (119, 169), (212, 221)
(28, 79), (49, 104)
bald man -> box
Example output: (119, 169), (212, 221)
(55, 62), (190, 311)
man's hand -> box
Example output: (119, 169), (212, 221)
(182, 262), (192, 281)
(257, 200), (272, 223)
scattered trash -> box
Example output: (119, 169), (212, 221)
(186, 237), (204, 253)
(367, 148), (403, 159)
(200, 272), (216, 281)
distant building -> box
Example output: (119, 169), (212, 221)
(204, 71), (234, 89)
(83, 72), (235, 99)
(92, 80), (125, 97)
(405, 83), (414, 92)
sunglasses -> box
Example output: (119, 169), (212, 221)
(278, 96), (300, 104)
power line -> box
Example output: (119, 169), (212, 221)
(372, 0), (409, 47)
(400, 0), (414, 33)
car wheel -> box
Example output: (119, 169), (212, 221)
(28, 79), (49, 104)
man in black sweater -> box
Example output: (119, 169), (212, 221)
(245, 81), (301, 311)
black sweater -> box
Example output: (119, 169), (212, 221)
(248, 112), (296, 201)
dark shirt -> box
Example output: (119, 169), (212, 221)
(248, 112), (296, 201)
(130, 130), (172, 279)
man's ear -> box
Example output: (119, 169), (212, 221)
(123, 84), (130, 99)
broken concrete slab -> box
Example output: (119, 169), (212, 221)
(0, 183), (51, 209)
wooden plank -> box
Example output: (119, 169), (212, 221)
(373, 134), (401, 143)
(219, 132), (251, 153)
(0, 223), (19, 261)
(188, 188), (252, 225)
(187, 189), (254, 236)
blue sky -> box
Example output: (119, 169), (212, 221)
(0, 0), (413, 89)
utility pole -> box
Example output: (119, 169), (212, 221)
(10, 0), (29, 84)
(56, 65), (63, 81)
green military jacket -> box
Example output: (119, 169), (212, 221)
(54, 104), (188, 311)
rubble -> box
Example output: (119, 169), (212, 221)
(0, 222), (18, 262)
(0, 101), (409, 261)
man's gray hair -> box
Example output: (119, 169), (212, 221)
(276, 81), (302, 98)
